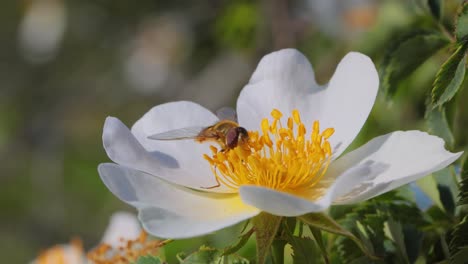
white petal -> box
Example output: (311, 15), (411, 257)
(130, 101), (230, 191)
(249, 48), (318, 91)
(237, 49), (378, 158)
(239, 186), (328, 216)
(237, 49), (320, 132)
(103, 116), (159, 175)
(98, 163), (260, 238)
(330, 131), (463, 204)
(103, 114), (231, 192)
(100, 212), (141, 248)
(319, 52), (379, 157)
(238, 161), (383, 216)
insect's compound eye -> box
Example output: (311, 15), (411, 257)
(236, 127), (249, 140)
(226, 128), (239, 149)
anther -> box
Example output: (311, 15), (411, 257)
(271, 109), (283, 119)
(292, 109), (301, 124)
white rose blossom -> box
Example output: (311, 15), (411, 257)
(99, 49), (462, 239)
(32, 212), (144, 264)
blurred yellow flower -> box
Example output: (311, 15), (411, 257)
(32, 212), (163, 264)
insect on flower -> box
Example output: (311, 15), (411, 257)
(99, 49), (463, 240)
(148, 107), (249, 152)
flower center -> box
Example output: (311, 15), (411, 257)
(204, 109), (334, 195)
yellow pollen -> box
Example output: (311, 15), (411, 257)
(204, 109), (335, 195)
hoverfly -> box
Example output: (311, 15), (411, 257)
(147, 107), (249, 151)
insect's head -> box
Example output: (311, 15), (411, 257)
(226, 127), (249, 149)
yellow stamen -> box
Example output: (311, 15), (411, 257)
(204, 109), (335, 196)
(271, 109), (283, 119)
(292, 109), (301, 124)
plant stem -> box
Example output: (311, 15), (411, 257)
(436, 21), (456, 42)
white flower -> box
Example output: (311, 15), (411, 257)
(32, 239), (85, 264)
(32, 212), (146, 264)
(99, 49), (462, 239)
(87, 212), (162, 264)
(98, 212), (141, 248)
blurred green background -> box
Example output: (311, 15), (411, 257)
(0, 0), (466, 262)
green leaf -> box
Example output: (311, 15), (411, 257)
(403, 226), (423, 263)
(426, 205), (451, 223)
(299, 213), (377, 260)
(335, 195), (427, 263)
(271, 239), (287, 264)
(449, 216), (468, 262)
(451, 246), (468, 264)
(309, 227), (330, 264)
(431, 42), (468, 107)
(416, 175), (444, 209)
(463, 155), (468, 181)
(286, 235), (319, 264)
(433, 167), (460, 206)
(380, 30), (449, 96)
(458, 156), (468, 205)
(427, 0), (443, 20)
(334, 222), (376, 264)
(385, 218), (410, 264)
(222, 228), (254, 256)
(425, 106), (455, 149)
(299, 213), (356, 237)
(180, 246), (249, 264)
(455, 2), (468, 41)
(354, 220), (376, 255)
(134, 255), (163, 264)
(299, 213), (355, 238)
(437, 184), (456, 215)
(180, 246), (219, 263)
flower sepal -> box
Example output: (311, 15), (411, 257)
(252, 212), (283, 264)
(222, 226), (255, 256)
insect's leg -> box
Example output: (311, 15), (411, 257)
(201, 177), (220, 189)
(201, 165), (221, 189)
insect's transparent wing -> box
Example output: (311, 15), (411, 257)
(216, 106), (237, 122)
(147, 126), (204, 140)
